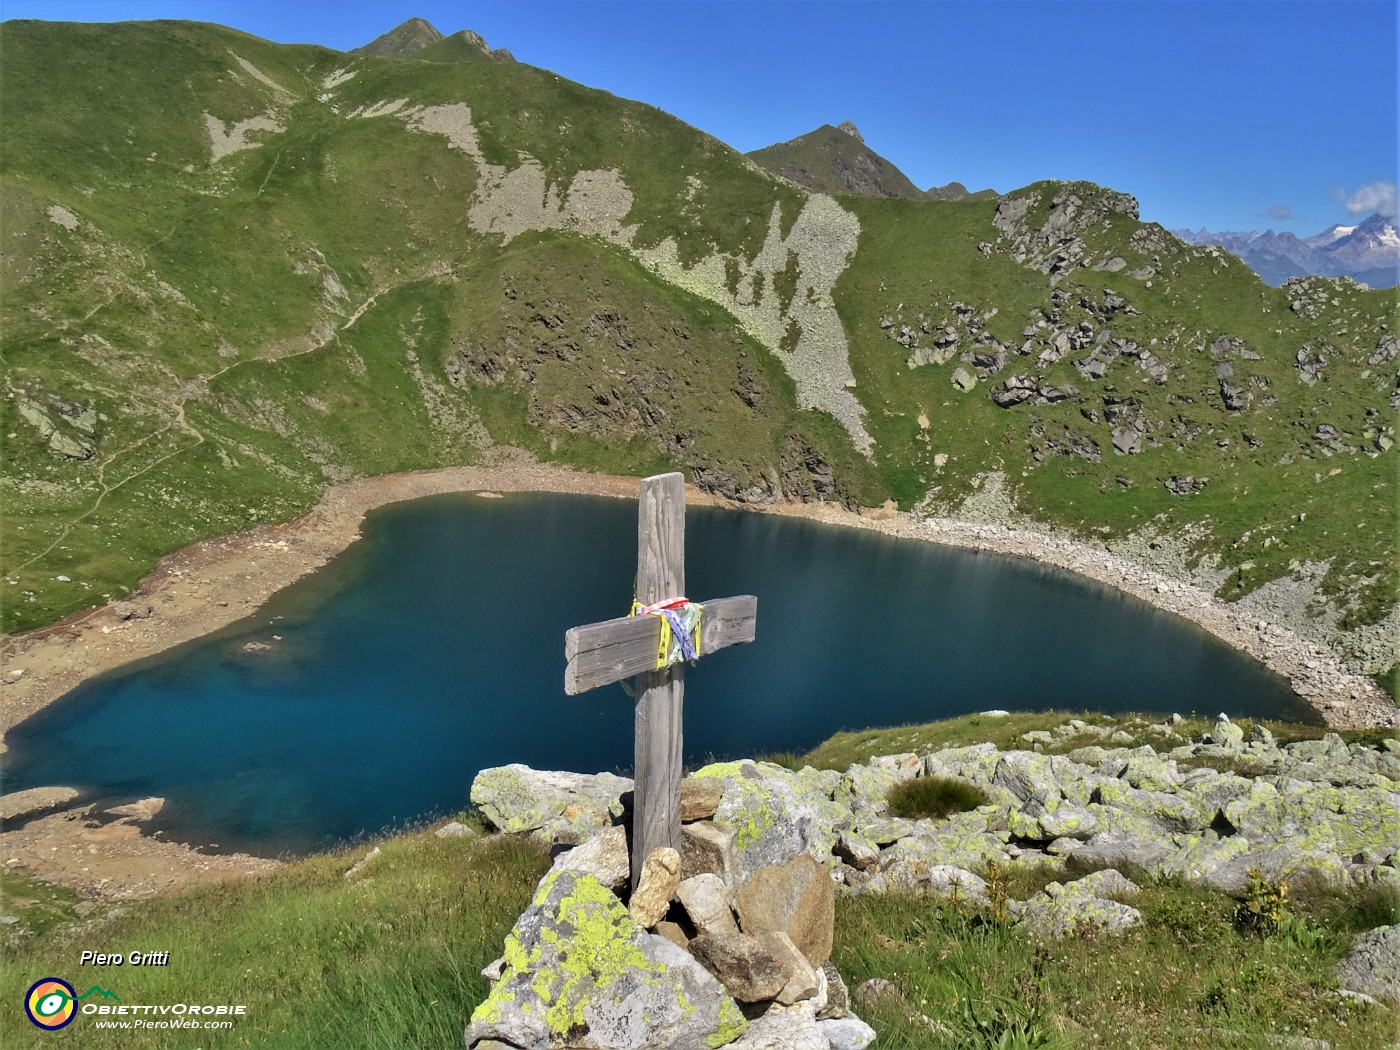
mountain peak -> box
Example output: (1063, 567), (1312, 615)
(746, 123), (922, 200)
(836, 120), (864, 144)
(353, 17), (444, 57)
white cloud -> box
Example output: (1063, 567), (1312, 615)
(1267, 203), (1291, 220)
(1339, 180), (1397, 218)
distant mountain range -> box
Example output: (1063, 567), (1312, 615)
(746, 121), (996, 202)
(1173, 213), (1398, 288)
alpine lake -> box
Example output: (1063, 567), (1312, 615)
(3, 492), (1313, 856)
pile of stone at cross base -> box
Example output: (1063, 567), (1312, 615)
(464, 766), (877, 1050)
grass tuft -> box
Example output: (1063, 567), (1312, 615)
(886, 775), (988, 820)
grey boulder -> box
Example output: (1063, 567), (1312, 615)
(465, 869), (748, 1050)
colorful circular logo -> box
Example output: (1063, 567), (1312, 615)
(25, 978), (76, 1030)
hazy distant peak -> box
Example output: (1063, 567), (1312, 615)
(354, 17), (443, 57)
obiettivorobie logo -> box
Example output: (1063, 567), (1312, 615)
(24, 978), (120, 1030)
(23, 978), (247, 1032)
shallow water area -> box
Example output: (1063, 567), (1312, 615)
(3, 492), (1313, 855)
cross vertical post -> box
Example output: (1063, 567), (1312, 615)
(563, 472), (758, 893)
(631, 472), (686, 891)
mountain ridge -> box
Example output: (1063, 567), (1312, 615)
(0, 18), (1394, 693)
(746, 121), (997, 202)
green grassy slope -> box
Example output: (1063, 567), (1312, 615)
(838, 189), (1397, 632)
(1, 19), (1395, 687)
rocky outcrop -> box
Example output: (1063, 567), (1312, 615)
(469, 764), (630, 843)
(993, 184), (1141, 282)
(467, 722), (1398, 1044)
(1336, 925), (1400, 1004)
(469, 767), (872, 1049)
(474, 719), (1400, 925)
(464, 869), (748, 1050)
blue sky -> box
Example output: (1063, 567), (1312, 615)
(3, 1), (1395, 234)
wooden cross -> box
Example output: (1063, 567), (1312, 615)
(564, 472), (757, 890)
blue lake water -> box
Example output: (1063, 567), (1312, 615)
(2, 492), (1313, 855)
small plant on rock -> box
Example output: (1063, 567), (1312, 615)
(886, 775), (988, 820)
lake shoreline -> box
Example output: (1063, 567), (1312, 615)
(1, 460), (1394, 899)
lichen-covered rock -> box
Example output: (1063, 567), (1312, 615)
(465, 869), (747, 1050)
(1008, 792), (1099, 841)
(693, 760), (846, 881)
(470, 765), (630, 843)
(1156, 834), (1252, 881)
(832, 763), (902, 816)
(548, 825), (629, 891)
(818, 1016), (878, 1050)
(1207, 714), (1245, 750)
(834, 829), (882, 870)
(1336, 925), (1400, 1004)
(1222, 783), (1400, 857)
(992, 752), (1065, 802)
(871, 809), (1011, 881)
(853, 817), (918, 846)
(1093, 779), (1213, 834)
(1049, 868), (1140, 901)
(1203, 844), (1351, 893)
(1118, 749), (1183, 792)
(1016, 870), (1142, 938)
(922, 743), (1000, 784)
(725, 1000), (829, 1050)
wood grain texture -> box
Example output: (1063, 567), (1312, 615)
(636, 472), (685, 605)
(632, 663), (683, 892)
(631, 473), (685, 891)
(564, 595), (757, 694)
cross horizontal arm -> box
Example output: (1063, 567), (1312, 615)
(564, 594), (757, 695)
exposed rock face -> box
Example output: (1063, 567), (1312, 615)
(1015, 869), (1143, 938)
(1336, 925), (1400, 1004)
(681, 820), (740, 888)
(692, 761), (846, 881)
(470, 765), (630, 843)
(548, 825), (630, 891)
(993, 184), (1141, 282)
(465, 869), (748, 1050)
(677, 873), (740, 938)
(688, 930), (789, 1002)
(733, 855), (836, 966)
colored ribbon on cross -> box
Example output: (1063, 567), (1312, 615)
(630, 596), (704, 669)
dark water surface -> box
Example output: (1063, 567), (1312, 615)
(4, 492), (1312, 855)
